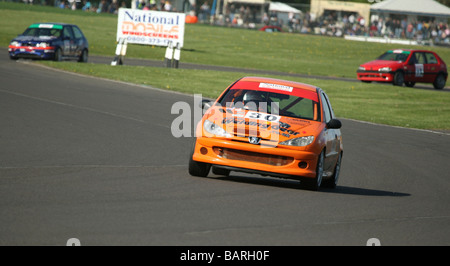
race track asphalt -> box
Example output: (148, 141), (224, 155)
(0, 52), (449, 246)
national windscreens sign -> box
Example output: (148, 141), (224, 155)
(116, 8), (185, 47)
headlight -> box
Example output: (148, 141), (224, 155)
(279, 136), (314, 146)
(203, 120), (232, 137)
(379, 67), (392, 72)
(10, 41), (20, 47)
(358, 66), (365, 71)
(36, 42), (49, 48)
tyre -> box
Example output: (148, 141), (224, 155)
(393, 71), (404, 86)
(300, 150), (324, 191)
(78, 49), (88, 63)
(433, 74), (446, 90)
(54, 48), (62, 62)
(188, 140), (210, 177)
(321, 152), (342, 188)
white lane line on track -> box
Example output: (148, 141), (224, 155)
(0, 88), (151, 125)
(315, 215), (450, 225)
(342, 118), (450, 136)
(0, 164), (187, 170)
(20, 60), (192, 98)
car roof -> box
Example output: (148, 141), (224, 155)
(233, 77), (319, 102)
(29, 23), (76, 27)
(34, 22), (73, 25)
(389, 48), (436, 53)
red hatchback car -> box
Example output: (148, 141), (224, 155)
(357, 49), (448, 90)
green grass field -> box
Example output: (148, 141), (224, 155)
(1, 2), (450, 130)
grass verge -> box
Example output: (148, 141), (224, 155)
(37, 61), (450, 130)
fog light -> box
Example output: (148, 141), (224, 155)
(298, 161), (308, 169)
(200, 147), (208, 155)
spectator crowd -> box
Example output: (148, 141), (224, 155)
(10, 0), (450, 45)
(299, 11), (450, 45)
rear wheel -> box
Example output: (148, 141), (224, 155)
(393, 71), (404, 86)
(300, 150), (324, 191)
(433, 74), (446, 90)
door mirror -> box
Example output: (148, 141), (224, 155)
(200, 99), (212, 110)
(326, 119), (342, 129)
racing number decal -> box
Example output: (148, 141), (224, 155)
(415, 64), (424, 77)
(245, 111), (280, 122)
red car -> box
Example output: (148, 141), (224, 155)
(357, 49), (447, 90)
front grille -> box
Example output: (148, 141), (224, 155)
(21, 42), (37, 47)
(213, 147), (294, 166)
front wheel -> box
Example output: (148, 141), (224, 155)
(188, 140), (210, 177)
(433, 74), (446, 90)
(189, 157), (211, 177)
(393, 71), (404, 86)
(54, 48), (62, 62)
(300, 150), (324, 191)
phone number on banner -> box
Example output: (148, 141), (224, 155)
(126, 36), (176, 46)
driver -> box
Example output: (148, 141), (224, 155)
(242, 90), (266, 111)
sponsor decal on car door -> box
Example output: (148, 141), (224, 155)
(415, 64), (424, 77)
(63, 40), (70, 54)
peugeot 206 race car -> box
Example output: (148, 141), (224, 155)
(8, 23), (89, 62)
(357, 49), (447, 90)
(189, 77), (343, 191)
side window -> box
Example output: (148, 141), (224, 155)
(416, 52), (426, 64)
(63, 26), (74, 40)
(409, 53), (417, 64)
(320, 93), (332, 123)
(72, 26), (84, 39)
(425, 53), (438, 64)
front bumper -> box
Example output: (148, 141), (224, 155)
(192, 136), (320, 179)
(8, 46), (55, 59)
(357, 70), (394, 82)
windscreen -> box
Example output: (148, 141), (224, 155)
(22, 28), (61, 38)
(218, 88), (319, 121)
(377, 50), (410, 62)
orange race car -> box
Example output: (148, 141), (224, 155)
(188, 77), (343, 190)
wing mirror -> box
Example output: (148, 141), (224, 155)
(200, 99), (212, 110)
(326, 119), (342, 129)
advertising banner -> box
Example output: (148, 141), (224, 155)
(116, 8), (185, 47)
